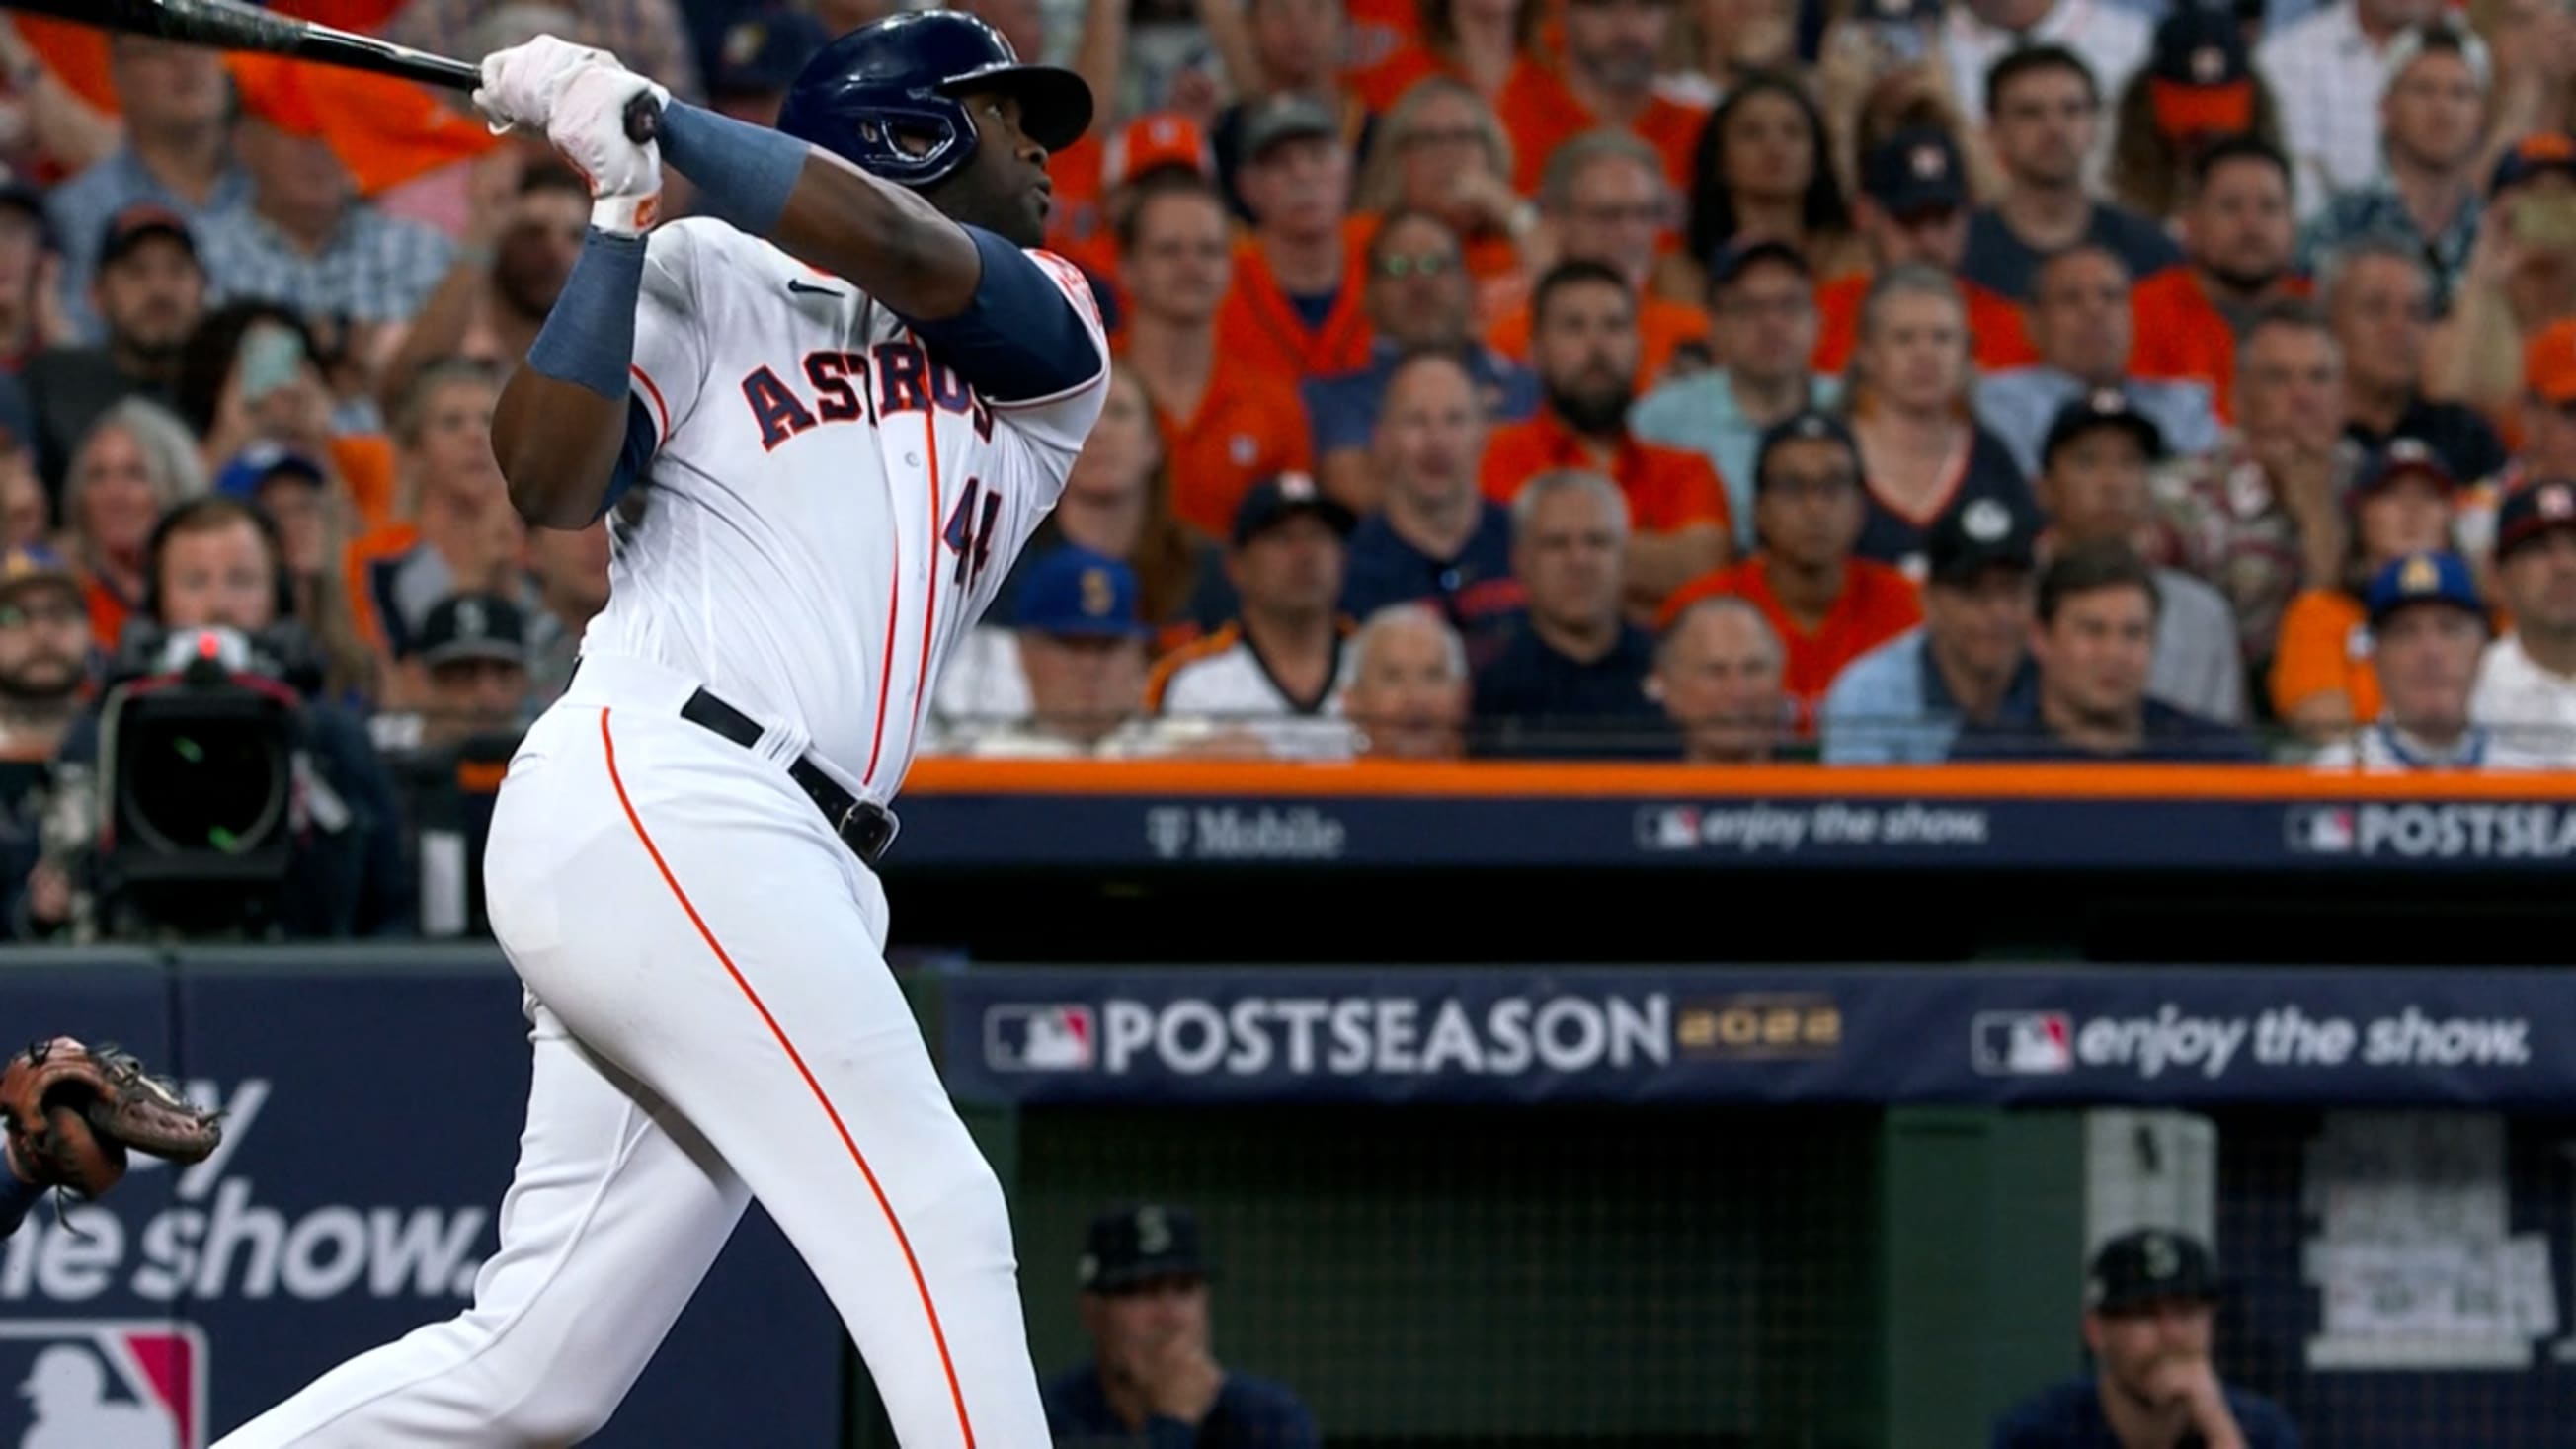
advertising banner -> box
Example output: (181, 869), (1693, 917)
(0, 955), (840, 1447)
(944, 965), (2564, 1109)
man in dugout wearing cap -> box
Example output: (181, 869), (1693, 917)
(1045, 1202), (1317, 1447)
(1991, 1228), (2298, 1448)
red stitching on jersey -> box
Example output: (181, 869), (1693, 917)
(599, 711), (977, 1446)
(630, 365), (671, 441)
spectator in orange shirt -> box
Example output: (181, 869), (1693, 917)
(1480, 260), (1731, 616)
(1201, 0), (1372, 222)
(1655, 410), (1921, 728)
(1119, 173), (1313, 538)
(1214, 97), (1373, 382)
(1350, 77), (1530, 312)
(1679, 73), (1863, 301)
(60, 395), (201, 651)
(1496, 0), (1708, 196)
(348, 359), (535, 668)
(2128, 135), (2307, 419)
(1651, 595), (1791, 762)
(1487, 131), (1712, 391)
(1811, 128), (2038, 374)
(2270, 438), (2460, 742)
(1841, 266), (2037, 579)
(1350, 0), (1542, 112)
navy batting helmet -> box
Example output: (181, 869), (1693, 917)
(777, 11), (1093, 189)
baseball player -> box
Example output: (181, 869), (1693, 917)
(215, 14), (1106, 1448)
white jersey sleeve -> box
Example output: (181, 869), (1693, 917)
(628, 220), (719, 448)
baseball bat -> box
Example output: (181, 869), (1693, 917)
(0, 0), (660, 141)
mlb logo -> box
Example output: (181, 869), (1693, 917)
(986, 1005), (1096, 1072)
(2285, 806), (2356, 854)
(1635, 806), (1699, 851)
(0, 1321), (207, 1448)
(1972, 1011), (2073, 1075)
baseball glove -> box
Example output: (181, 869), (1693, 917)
(0, 1038), (221, 1198)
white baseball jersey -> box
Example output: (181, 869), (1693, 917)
(586, 217), (1109, 801)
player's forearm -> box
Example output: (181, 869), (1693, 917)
(495, 230), (646, 529)
(656, 101), (983, 321)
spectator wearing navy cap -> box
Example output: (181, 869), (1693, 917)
(1632, 238), (1842, 550)
(1992, 1228), (2299, 1449)
(2269, 438), (2455, 740)
(1976, 247), (2221, 480)
(1822, 493), (2041, 765)
(1952, 540), (2266, 762)
(2103, 3), (2285, 222)
(1337, 352), (1522, 637)
(1812, 130), (2038, 375)
(2314, 551), (2537, 766)
(0, 545), (89, 765)
(1963, 47), (2180, 303)
(2035, 390), (2245, 724)
(703, 9), (830, 127)
(1045, 1202), (1318, 1449)
(2472, 478), (2576, 763)
(1473, 469), (1663, 758)
(22, 205), (203, 501)
(213, 442), (371, 701)
(1147, 476), (1358, 760)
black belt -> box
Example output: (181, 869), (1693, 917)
(677, 687), (898, 867)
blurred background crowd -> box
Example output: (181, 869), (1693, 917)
(0, 0), (2567, 939)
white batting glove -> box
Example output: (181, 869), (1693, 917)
(549, 62), (672, 236)
(474, 34), (615, 135)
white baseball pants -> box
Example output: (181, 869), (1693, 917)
(215, 654), (1049, 1448)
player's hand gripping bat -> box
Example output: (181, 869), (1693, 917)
(0, 0), (662, 141)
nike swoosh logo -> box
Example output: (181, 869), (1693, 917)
(787, 280), (842, 297)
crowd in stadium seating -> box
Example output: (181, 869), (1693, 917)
(0, 0), (2567, 935)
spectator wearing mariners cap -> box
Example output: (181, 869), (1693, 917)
(2270, 439), (2463, 740)
(1821, 489), (2040, 764)
(402, 592), (533, 753)
(21, 206), (204, 502)
(1632, 238), (1843, 552)
(1811, 128), (2038, 376)
(2294, 21), (2490, 311)
(1991, 1228), (2298, 1449)
(2314, 550), (2543, 767)
(1148, 474), (1359, 760)
(1655, 411), (1921, 733)
(2035, 390), (2246, 725)
(1045, 1203), (1318, 1448)
(2471, 478), (2576, 763)
(1952, 540), (2265, 762)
